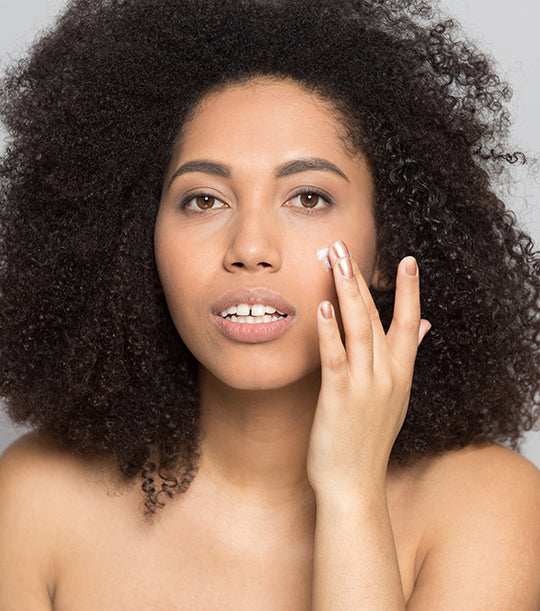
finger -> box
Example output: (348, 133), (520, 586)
(418, 319), (432, 347)
(386, 256), (421, 364)
(348, 255), (392, 372)
(349, 256), (386, 343)
(317, 301), (349, 391)
(328, 242), (374, 370)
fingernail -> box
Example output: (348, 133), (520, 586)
(418, 320), (432, 346)
(405, 256), (418, 277)
(321, 301), (334, 319)
(338, 257), (354, 279)
(331, 240), (350, 259)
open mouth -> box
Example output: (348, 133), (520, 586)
(212, 289), (296, 342)
(219, 304), (288, 324)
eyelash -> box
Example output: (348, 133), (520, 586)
(178, 187), (335, 215)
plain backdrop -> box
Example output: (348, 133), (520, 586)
(0, 0), (539, 468)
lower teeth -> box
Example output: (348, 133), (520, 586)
(227, 315), (285, 324)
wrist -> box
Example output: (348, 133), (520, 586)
(313, 480), (388, 511)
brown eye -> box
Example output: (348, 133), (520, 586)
(179, 192), (228, 213)
(286, 190), (333, 214)
(299, 193), (320, 208)
(196, 195), (216, 209)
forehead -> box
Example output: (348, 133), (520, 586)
(175, 78), (354, 161)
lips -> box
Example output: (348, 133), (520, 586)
(211, 288), (296, 318)
(210, 287), (297, 343)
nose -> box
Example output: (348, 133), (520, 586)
(223, 207), (282, 273)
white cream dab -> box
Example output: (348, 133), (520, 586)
(317, 247), (331, 271)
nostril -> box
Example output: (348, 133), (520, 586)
(231, 261), (271, 268)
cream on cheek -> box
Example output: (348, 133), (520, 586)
(317, 247), (331, 271)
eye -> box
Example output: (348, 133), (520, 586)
(287, 188), (334, 212)
(179, 192), (228, 213)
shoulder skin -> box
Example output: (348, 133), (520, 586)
(407, 443), (540, 609)
(0, 430), (128, 609)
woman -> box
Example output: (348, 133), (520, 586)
(0, 0), (539, 607)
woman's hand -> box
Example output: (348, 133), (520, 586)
(307, 239), (431, 498)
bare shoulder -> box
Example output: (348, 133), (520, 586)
(0, 430), (130, 609)
(0, 431), (64, 608)
(1, 428), (75, 475)
(0, 428), (131, 490)
(415, 441), (540, 499)
(406, 443), (540, 608)
(0, 429), (134, 518)
(0, 429), (76, 513)
(0, 429), (105, 496)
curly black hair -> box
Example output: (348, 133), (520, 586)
(0, 0), (538, 519)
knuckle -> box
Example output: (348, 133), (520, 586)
(343, 278), (360, 298)
(321, 325), (338, 342)
(350, 325), (373, 344)
(396, 317), (420, 333)
(327, 352), (348, 372)
(332, 371), (350, 392)
(366, 302), (380, 323)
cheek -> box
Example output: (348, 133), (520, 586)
(155, 225), (202, 330)
(316, 247), (332, 271)
(340, 218), (378, 282)
(293, 218), (377, 295)
(289, 242), (337, 317)
(156, 261), (209, 362)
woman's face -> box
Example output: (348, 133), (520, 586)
(155, 77), (377, 390)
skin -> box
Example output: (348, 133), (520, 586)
(0, 77), (539, 609)
(155, 77), (384, 500)
(155, 77), (429, 606)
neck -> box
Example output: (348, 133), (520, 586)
(196, 366), (321, 506)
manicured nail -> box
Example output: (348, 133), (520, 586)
(338, 257), (354, 279)
(418, 320), (432, 346)
(331, 240), (350, 259)
(405, 256), (418, 277)
(321, 301), (334, 319)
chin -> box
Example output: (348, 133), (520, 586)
(204, 360), (320, 392)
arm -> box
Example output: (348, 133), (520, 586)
(308, 242), (424, 608)
(313, 488), (404, 609)
(0, 433), (57, 610)
(307, 242), (540, 608)
(312, 446), (540, 610)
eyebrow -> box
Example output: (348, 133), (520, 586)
(275, 158), (349, 182)
(167, 157), (350, 188)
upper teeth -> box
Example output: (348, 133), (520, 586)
(220, 303), (286, 317)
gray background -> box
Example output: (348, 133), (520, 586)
(1, 0), (539, 467)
